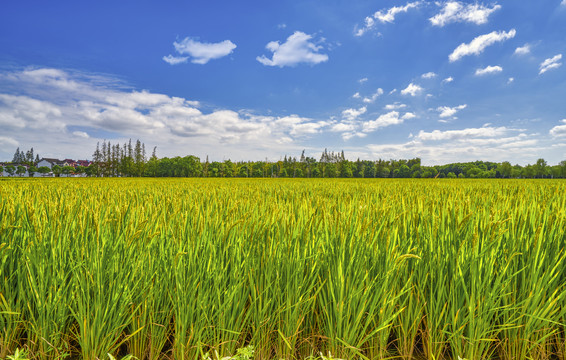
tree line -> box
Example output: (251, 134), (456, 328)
(87, 140), (566, 179)
(3, 141), (566, 179)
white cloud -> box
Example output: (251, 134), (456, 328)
(352, 92), (361, 99)
(72, 131), (89, 138)
(0, 67), (333, 161)
(169, 38), (237, 65)
(475, 65), (503, 76)
(342, 132), (367, 141)
(358, 77), (368, 84)
(0, 136), (19, 147)
(342, 106), (367, 121)
(362, 111), (413, 132)
(330, 122), (356, 133)
(514, 44), (531, 56)
(539, 54), (562, 74)
(374, 2), (422, 23)
(401, 83), (423, 96)
(366, 131), (543, 165)
(436, 104), (467, 118)
(430, 2), (501, 27)
(384, 103), (407, 110)
(421, 72), (437, 79)
(257, 31), (328, 67)
(508, 77), (514, 84)
(417, 125), (507, 140)
(449, 29), (516, 62)
(162, 55), (189, 65)
(550, 120), (566, 137)
(362, 88), (384, 103)
(562, 0), (566, 6)
(355, 2), (421, 36)
(278, 23), (287, 29)
(442, 76), (454, 84)
(402, 112), (417, 120)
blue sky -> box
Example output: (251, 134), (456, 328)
(1, 0), (565, 165)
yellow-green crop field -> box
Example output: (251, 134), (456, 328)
(1, 178), (566, 360)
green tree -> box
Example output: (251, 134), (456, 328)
(28, 166), (37, 177)
(498, 161), (512, 178)
(340, 161), (353, 178)
(52, 165), (62, 177)
(325, 163), (338, 178)
(559, 160), (566, 178)
(397, 164), (411, 178)
(12, 147), (24, 163)
(62, 166), (75, 176)
(534, 158), (548, 178)
(25, 148), (34, 165)
(377, 167), (390, 178)
(16, 165), (27, 176)
(75, 166), (86, 176)
(38, 166), (51, 176)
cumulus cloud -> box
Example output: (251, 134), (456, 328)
(374, 2), (422, 23)
(330, 122), (356, 133)
(475, 65), (503, 76)
(257, 31), (328, 67)
(362, 111), (414, 132)
(550, 120), (566, 137)
(539, 54), (562, 74)
(417, 125), (508, 140)
(401, 83), (423, 96)
(514, 44), (531, 56)
(366, 128), (539, 165)
(342, 106), (367, 121)
(72, 131), (89, 138)
(352, 92), (361, 99)
(508, 77), (514, 84)
(0, 67), (331, 161)
(275, 115), (329, 137)
(421, 72), (437, 79)
(355, 1), (421, 36)
(162, 55), (189, 65)
(430, 2), (501, 27)
(384, 103), (407, 110)
(442, 76), (454, 84)
(0, 136), (19, 147)
(362, 88), (384, 103)
(165, 37), (237, 65)
(359, 77), (368, 83)
(342, 132), (367, 141)
(449, 29), (516, 62)
(436, 104), (467, 118)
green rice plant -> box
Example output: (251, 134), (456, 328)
(69, 221), (145, 360)
(20, 238), (73, 359)
(127, 237), (173, 360)
(2, 178), (566, 360)
(316, 223), (407, 360)
(394, 277), (424, 360)
(0, 241), (23, 359)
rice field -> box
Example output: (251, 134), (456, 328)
(1, 178), (565, 360)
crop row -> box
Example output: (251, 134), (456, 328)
(1, 178), (565, 360)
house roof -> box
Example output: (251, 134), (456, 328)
(40, 158), (62, 163)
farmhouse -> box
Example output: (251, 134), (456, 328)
(1, 158), (93, 177)
(37, 158), (66, 169)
